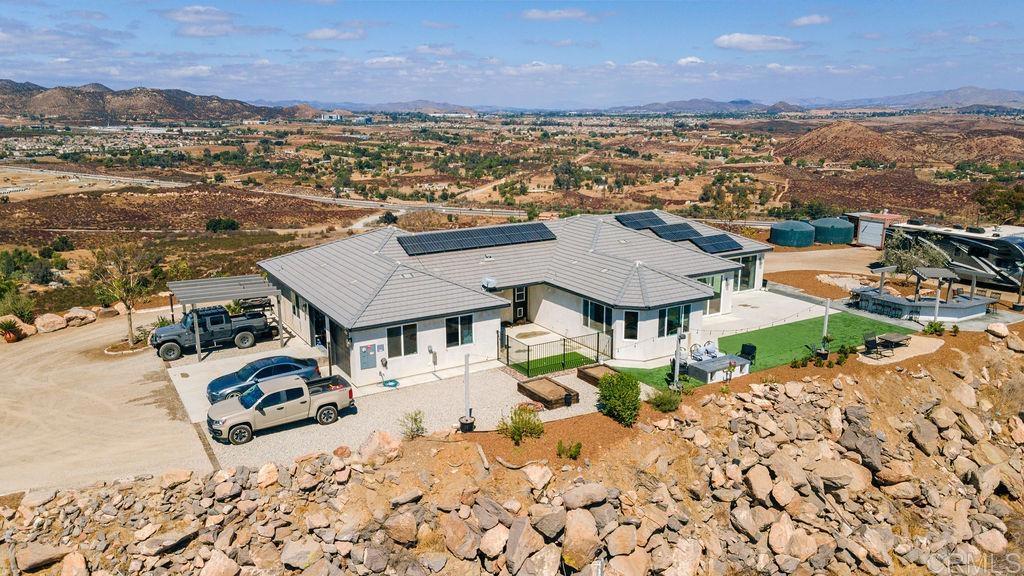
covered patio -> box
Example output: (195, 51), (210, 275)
(852, 266), (995, 323)
(166, 275), (285, 362)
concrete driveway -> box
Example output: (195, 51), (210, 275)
(0, 310), (211, 494)
(199, 368), (600, 470)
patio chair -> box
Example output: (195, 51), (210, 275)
(863, 336), (894, 359)
(690, 343), (706, 362)
(704, 341), (723, 358)
(739, 343), (757, 364)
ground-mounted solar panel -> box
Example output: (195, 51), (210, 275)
(398, 222), (556, 256)
(615, 211), (666, 230)
(650, 223), (702, 242)
(689, 233), (743, 254)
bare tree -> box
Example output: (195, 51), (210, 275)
(881, 230), (948, 282)
(92, 245), (160, 346)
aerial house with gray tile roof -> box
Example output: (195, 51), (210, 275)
(259, 211), (771, 387)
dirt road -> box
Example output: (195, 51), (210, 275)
(0, 310), (211, 493)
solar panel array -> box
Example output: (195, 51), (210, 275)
(615, 212), (666, 230)
(398, 222), (556, 256)
(650, 223), (702, 242)
(689, 233), (743, 254)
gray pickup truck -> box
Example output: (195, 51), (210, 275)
(150, 305), (275, 361)
(206, 374), (354, 445)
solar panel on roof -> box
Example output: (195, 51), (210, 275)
(615, 212), (666, 230)
(398, 222), (556, 256)
(650, 223), (702, 242)
(689, 233), (743, 254)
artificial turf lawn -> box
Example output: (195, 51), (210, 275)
(615, 365), (704, 392)
(510, 351), (594, 377)
(717, 311), (914, 371)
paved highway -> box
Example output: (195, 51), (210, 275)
(0, 164), (191, 188)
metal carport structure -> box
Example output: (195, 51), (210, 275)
(166, 275), (284, 362)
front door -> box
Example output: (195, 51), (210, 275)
(513, 287), (528, 322)
(309, 307), (327, 348)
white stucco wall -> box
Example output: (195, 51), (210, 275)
(344, 309), (502, 387)
(529, 284), (594, 338)
(612, 306), (704, 362)
(270, 280), (311, 345)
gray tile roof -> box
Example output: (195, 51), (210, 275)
(259, 212), (771, 329)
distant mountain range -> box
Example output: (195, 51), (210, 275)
(250, 98), (475, 115)
(2, 80), (1024, 121)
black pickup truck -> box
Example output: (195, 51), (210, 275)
(150, 305), (276, 361)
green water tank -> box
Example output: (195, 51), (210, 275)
(769, 220), (816, 247)
(810, 217), (855, 244)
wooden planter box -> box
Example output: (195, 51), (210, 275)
(518, 377), (580, 409)
(576, 364), (619, 387)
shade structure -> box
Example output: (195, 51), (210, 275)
(167, 275), (280, 305)
(769, 220), (815, 247)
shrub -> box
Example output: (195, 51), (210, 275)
(648, 389), (681, 413)
(498, 406), (544, 445)
(205, 217), (240, 232)
(399, 409), (427, 440)
(789, 358), (800, 369)
(923, 320), (945, 336)
(556, 440), (582, 460)
(951, 324), (960, 336)
(50, 235), (74, 252)
(24, 260), (54, 285)
(0, 292), (36, 323)
(598, 372), (641, 426)
(38, 246), (54, 259)
(224, 300), (243, 315)
(153, 316), (174, 328)
(0, 318), (21, 338)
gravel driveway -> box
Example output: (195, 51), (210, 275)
(207, 369), (601, 470)
(0, 310), (211, 494)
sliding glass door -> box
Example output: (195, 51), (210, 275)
(699, 274), (723, 315)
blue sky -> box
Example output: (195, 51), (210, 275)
(0, 1), (1021, 107)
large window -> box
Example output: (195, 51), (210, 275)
(734, 255), (757, 291)
(386, 323), (418, 358)
(657, 305), (690, 337)
(445, 315), (474, 347)
(582, 299), (613, 333)
(623, 311), (639, 340)
(699, 275), (723, 315)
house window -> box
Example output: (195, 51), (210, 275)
(386, 323), (417, 358)
(657, 305), (690, 337)
(733, 255), (758, 291)
(446, 315), (474, 347)
(624, 311), (639, 340)
(582, 299), (613, 333)
(290, 291), (299, 317)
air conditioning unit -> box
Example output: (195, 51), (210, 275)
(481, 277), (498, 290)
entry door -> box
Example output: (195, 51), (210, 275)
(309, 307), (327, 348)
(513, 287), (528, 322)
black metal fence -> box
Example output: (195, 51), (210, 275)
(499, 330), (613, 377)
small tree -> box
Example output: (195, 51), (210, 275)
(598, 372), (642, 426)
(92, 245), (160, 346)
(881, 230), (947, 281)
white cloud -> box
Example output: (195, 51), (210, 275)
(305, 27), (365, 41)
(628, 60), (659, 69)
(824, 64), (874, 75)
(714, 33), (802, 51)
(676, 56), (704, 66)
(501, 61), (564, 76)
(163, 5), (230, 24)
(416, 44), (455, 56)
(790, 14), (830, 27)
(963, 34), (981, 44)
(168, 65), (212, 78)
(364, 56), (407, 68)
(766, 62), (807, 73)
(422, 20), (458, 30)
(160, 5), (272, 37)
(521, 8), (596, 22)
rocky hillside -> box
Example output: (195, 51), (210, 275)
(3, 327), (1024, 575)
(776, 121), (918, 164)
(777, 120), (1024, 165)
(0, 80), (285, 122)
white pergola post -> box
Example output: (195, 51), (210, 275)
(193, 304), (203, 363)
(276, 294), (284, 348)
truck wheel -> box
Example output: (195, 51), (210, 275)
(316, 405), (339, 425)
(225, 391), (241, 400)
(158, 342), (182, 361)
(234, 331), (255, 349)
(228, 425), (253, 445)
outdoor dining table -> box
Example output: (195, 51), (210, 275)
(877, 332), (911, 348)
